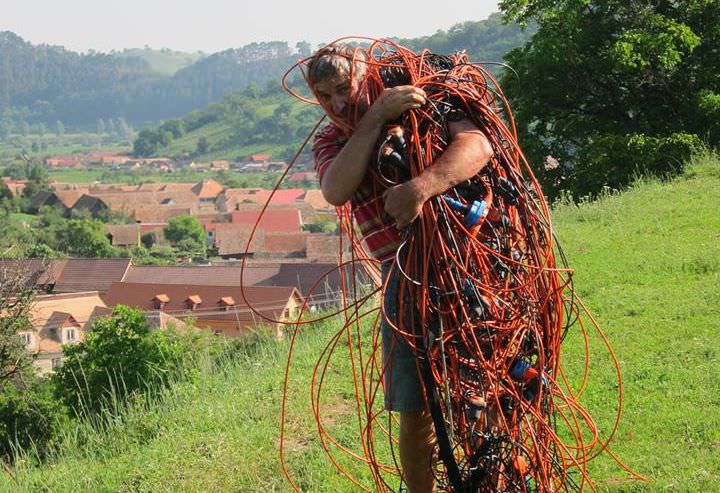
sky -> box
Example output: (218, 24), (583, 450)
(2, 0), (500, 53)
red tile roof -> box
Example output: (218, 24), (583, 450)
(53, 259), (131, 293)
(231, 208), (302, 233)
(104, 282), (302, 331)
(122, 264), (281, 287)
(191, 179), (224, 199)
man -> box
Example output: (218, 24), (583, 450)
(308, 44), (494, 493)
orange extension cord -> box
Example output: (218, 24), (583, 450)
(238, 38), (648, 492)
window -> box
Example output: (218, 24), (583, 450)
(65, 328), (77, 342)
(51, 358), (63, 370)
(19, 332), (32, 345)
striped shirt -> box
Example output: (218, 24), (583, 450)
(312, 123), (400, 262)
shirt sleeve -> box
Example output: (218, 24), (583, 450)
(311, 124), (345, 185)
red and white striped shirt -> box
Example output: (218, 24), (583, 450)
(312, 123), (400, 262)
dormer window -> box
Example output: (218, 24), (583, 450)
(218, 296), (235, 312)
(186, 295), (202, 310)
(19, 332), (32, 346)
(153, 294), (170, 310)
(64, 328), (77, 343)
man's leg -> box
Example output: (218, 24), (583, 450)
(399, 408), (435, 493)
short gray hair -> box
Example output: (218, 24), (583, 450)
(307, 44), (368, 86)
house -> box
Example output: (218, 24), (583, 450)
(250, 154), (271, 164)
(2, 177), (28, 197)
(289, 171), (318, 183)
(105, 224), (142, 247)
(104, 282), (304, 338)
(19, 291), (109, 374)
(191, 179), (225, 205)
(209, 160), (230, 170)
(71, 194), (109, 218)
(121, 262), (367, 310)
(27, 191), (69, 214)
(230, 208), (302, 233)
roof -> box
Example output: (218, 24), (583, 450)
(73, 195), (108, 213)
(306, 234), (342, 261)
(53, 259), (132, 293)
(251, 154), (271, 162)
(29, 191), (65, 211)
(191, 179), (224, 199)
(0, 258), (66, 288)
(303, 189), (333, 210)
(104, 282), (302, 329)
(54, 190), (83, 208)
(221, 188), (306, 208)
(105, 224), (141, 246)
(133, 205), (194, 223)
(122, 261), (359, 301)
(122, 264), (281, 287)
(231, 209), (302, 233)
(215, 226), (265, 256)
(261, 232), (309, 256)
(186, 294), (203, 304)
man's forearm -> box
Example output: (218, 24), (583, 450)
(412, 132), (493, 200)
(320, 112), (384, 206)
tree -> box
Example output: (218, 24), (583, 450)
(56, 219), (116, 257)
(96, 118), (105, 135)
(499, 0), (716, 198)
(195, 136), (209, 155)
(164, 215), (206, 258)
(54, 120), (65, 136)
(0, 263), (39, 385)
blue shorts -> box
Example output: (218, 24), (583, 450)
(381, 261), (425, 412)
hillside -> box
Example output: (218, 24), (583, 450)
(138, 14), (534, 161)
(2, 154), (718, 492)
(0, 35), (307, 129)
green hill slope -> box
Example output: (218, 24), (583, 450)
(2, 156), (719, 492)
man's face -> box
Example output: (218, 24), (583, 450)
(312, 72), (358, 120)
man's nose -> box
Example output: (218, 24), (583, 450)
(331, 95), (346, 114)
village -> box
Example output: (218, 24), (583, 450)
(2, 149), (360, 376)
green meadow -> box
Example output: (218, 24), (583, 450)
(2, 155), (718, 492)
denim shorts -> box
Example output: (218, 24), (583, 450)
(381, 261), (425, 412)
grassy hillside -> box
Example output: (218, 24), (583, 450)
(2, 155), (718, 492)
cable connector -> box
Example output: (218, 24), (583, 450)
(443, 195), (488, 229)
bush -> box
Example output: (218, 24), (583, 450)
(569, 132), (705, 198)
(53, 306), (203, 417)
(0, 378), (68, 462)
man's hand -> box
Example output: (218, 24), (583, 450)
(366, 86), (427, 124)
(383, 179), (429, 229)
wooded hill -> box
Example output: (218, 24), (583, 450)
(0, 13), (531, 132)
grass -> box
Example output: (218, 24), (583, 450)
(1, 155), (719, 492)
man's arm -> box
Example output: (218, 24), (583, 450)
(383, 118), (493, 228)
(320, 86), (426, 206)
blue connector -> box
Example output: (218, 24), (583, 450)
(442, 195), (487, 227)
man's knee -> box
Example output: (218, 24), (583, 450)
(400, 409), (434, 445)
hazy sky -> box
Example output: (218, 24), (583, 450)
(2, 0), (500, 53)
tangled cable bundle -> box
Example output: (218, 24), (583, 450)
(239, 38), (647, 492)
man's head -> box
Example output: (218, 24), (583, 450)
(307, 44), (368, 119)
